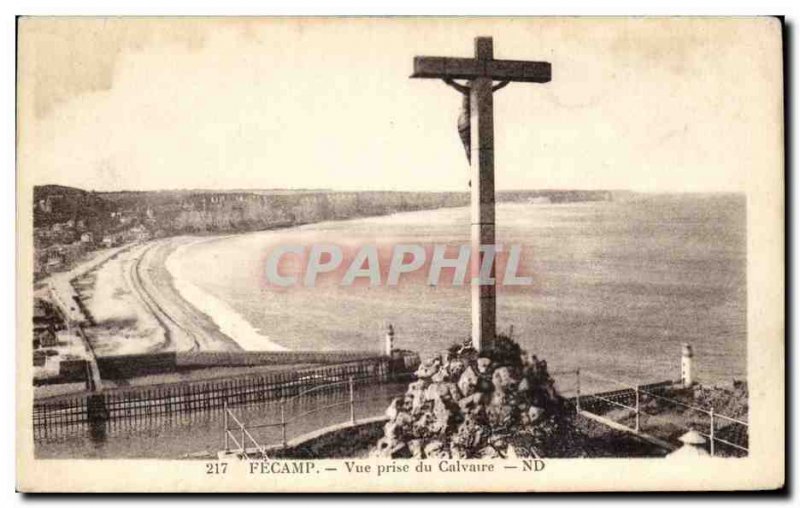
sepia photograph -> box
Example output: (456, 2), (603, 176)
(14, 16), (784, 492)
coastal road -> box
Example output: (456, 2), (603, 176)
(126, 239), (241, 353)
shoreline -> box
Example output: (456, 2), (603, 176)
(65, 206), (475, 357)
(67, 237), (274, 356)
(163, 237), (288, 352)
(156, 205), (483, 353)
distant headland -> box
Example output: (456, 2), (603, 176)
(32, 185), (629, 280)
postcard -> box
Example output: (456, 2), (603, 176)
(15, 16), (785, 492)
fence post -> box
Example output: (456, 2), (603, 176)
(223, 400), (229, 452)
(349, 376), (356, 424)
(280, 398), (287, 448)
(634, 385), (640, 432)
(709, 407), (715, 457)
(575, 369), (581, 413)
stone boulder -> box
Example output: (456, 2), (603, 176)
(416, 360), (440, 379)
(431, 398), (456, 434)
(408, 439), (424, 459)
(424, 439), (448, 459)
(452, 414), (484, 451)
(457, 392), (485, 415)
(385, 397), (403, 420)
(458, 366), (479, 397)
(492, 366), (517, 392)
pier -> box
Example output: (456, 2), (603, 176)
(33, 351), (418, 441)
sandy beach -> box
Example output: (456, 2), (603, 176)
(165, 237), (288, 351)
(74, 243), (166, 356)
(71, 236), (283, 356)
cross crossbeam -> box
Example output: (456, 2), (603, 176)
(410, 37), (551, 83)
(411, 56), (551, 83)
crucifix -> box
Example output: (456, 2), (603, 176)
(411, 36), (551, 352)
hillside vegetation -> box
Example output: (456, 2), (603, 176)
(32, 185), (618, 278)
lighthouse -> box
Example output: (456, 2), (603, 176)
(385, 324), (395, 357)
(681, 343), (694, 388)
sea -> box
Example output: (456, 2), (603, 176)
(36, 193), (747, 459)
(169, 193), (747, 386)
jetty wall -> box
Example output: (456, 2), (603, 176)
(33, 355), (414, 440)
(36, 350), (412, 384)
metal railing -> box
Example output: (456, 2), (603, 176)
(222, 375), (410, 456)
(222, 368), (748, 458)
(572, 369), (643, 431)
(569, 369), (748, 456)
(223, 401), (270, 460)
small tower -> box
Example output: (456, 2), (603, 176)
(385, 324), (395, 357)
(681, 343), (694, 388)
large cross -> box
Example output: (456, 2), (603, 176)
(411, 36), (551, 352)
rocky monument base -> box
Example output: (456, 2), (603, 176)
(372, 336), (577, 459)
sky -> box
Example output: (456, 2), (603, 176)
(17, 17), (783, 192)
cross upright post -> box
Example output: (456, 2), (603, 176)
(411, 36), (551, 353)
(470, 38), (497, 353)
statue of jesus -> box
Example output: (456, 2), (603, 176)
(444, 79), (472, 164)
(444, 78), (510, 173)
